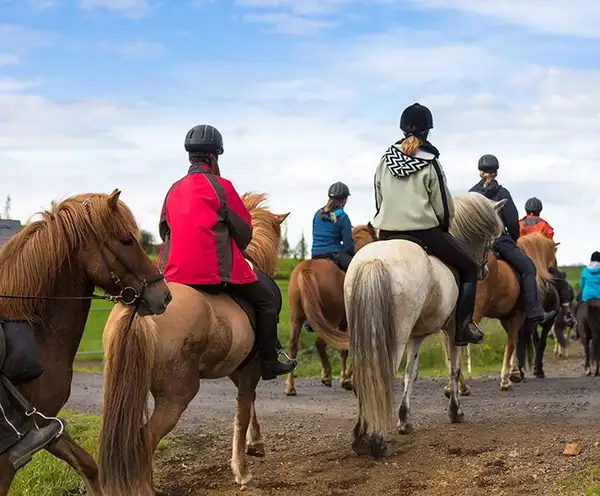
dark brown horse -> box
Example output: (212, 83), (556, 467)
(578, 299), (600, 376)
(0, 190), (170, 495)
(285, 224), (377, 396)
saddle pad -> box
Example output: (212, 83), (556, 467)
(0, 320), (43, 384)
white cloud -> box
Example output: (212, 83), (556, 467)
(408, 0), (600, 38)
(0, 53), (18, 66)
(97, 40), (165, 57)
(243, 12), (336, 34)
(78, 0), (149, 16)
(0, 78), (40, 91)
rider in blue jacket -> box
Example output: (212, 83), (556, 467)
(311, 182), (355, 271)
(580, 251), (600, 302)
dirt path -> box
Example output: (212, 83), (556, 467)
(67, 345), (600, 495)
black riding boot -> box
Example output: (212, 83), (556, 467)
(521, 272), (556, 324)
(454, 280), (483, 346)
(0, 380), (63, 469)
(455, 279), (484, 347)
(255, 310), (298, 380)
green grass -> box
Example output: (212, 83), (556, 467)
(9, 410), (172, 496)
(561, 448), (600, 495)
(75, 262), (585, 377)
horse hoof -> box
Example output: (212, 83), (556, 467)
(449, 410), (465, 424)
(509, 374), (522, 383)
(535, 371), (545, 379)
(459, 386), (472, 397)
(443, 387), (451, 399)
(340, 380), (353, 391)
(500, 384), (512, 391)
(321, 379), (332, 388)
(585, 369), (592, 377)
(397, 423), (414, 435)
(285, 387), (297, 397)
(246, 443), (266, 458)
(352, 438), (370, 456)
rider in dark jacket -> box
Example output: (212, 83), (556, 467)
(469, 155), (555, 324)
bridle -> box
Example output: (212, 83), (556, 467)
(0, 199), (164, 307)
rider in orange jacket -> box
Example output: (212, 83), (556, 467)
(519, 197), (575, 325)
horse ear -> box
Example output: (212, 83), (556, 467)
(108, 189), (121, 210)
(555, 242), (561, 247)
(275, 213), (289, 224)
(494, 198), (507, 211)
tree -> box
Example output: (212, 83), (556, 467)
(280, 222), (292, 258)
(2, 195), (11, 219)
(295, 230), (308, 260)
(140, 229), (155, 254)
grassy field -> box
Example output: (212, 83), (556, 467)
(75, 258), (585, 378)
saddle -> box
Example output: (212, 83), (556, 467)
(312, 253), (346, 272)
(0, 320), (43, 384)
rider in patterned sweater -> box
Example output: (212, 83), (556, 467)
(372, 102), (483, 347)
(519, 197), (575, 324)
(470, 156), (555, 325)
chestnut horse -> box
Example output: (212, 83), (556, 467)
(443, 232), (556, 393)
(99, 193), (289, 495)
(285, 224), (377, 396)
(0, 190), (170, 495)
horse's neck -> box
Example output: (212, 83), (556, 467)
(39, 264), (95, 360)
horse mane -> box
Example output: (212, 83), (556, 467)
(517, 232), (554, 295)
(0, 193), (139, 322)
(449, 193), (503, 262)
(242, 192), (282, 278)
(352, 224), (378, 252)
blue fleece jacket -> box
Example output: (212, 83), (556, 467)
(580, 261), (600, 302)
(311, 208), (355, 257)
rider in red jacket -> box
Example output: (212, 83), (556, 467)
(157, 124), (297, 380)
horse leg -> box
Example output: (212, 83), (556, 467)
(339, 349), (353, 391)
(245, 400), (265, 458)
(446, 336), (465, 424)
(229, 360), (261, 489)
(398, 335), (425, 435)
(500, 319), (519, 391)
(535, 323), (551, 378)
(0, 457), (15, 495)
(315, 337), (333, 387)
(443, 333), (470, 398)
(45, 433), (103, 495)
(284, 308), (303, 396)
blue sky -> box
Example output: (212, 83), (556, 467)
(2, 0), (600, 263)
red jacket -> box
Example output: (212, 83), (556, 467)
(157, 163), (258, 285)
(519, 215), (554, 240)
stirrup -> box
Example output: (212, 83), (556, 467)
(277, 350), (297, 364)
(26, 408), (65, 438)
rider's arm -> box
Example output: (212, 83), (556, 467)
(428, 160), (454, 231)
(158, 184), (177, 241)
(338, 213), (355, 256)
(500, 191), (520, 241)
(579, 268), (587, 295)
(221, 179), (253, 251)
(544, 222), (555, 240)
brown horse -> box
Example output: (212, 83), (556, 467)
(444, 232), (556, 392)
(99, 193), (289, 496)
(285, 224), (377, 396)
(0, 190), (170, 496)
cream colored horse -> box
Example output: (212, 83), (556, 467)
(345, 193), (504, 457)
(98, 193), (288, 495)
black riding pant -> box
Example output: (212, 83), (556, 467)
(549, 265), (570, 304)
(496, 245), (544, 319)
(193, 276), (281, 362)
(379, 227), (479, 330)
(312, 251), (353, 272)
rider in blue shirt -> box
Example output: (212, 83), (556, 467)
(311, 182), (355, 271)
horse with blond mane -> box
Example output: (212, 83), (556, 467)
(442, 231), (557, 394)
(0, 190), (170, 495)
(345, 193), (504, 458)
(285, 224), (377, 396)
(98, 193), (289, 495)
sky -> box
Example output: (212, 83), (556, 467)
(1, 0), (599, 265)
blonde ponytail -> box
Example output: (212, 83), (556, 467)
(400, 135), (421, 156)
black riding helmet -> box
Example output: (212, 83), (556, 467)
(399, 103), (433, 136)
(478, 154), (499, 172)
(592, 251), (600, 263)
(328, 182), (350, 200)
(185, 124), (224, 156)
(525, 197), (543, 215)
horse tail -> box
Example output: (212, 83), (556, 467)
(517, 233), (553, 295)
(297, 267), (349, 349)
(553, 308), (568, 350)
(349, 259), (396, 456)
(588, 304), (600, 364)
(99, 307), (158, 496)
